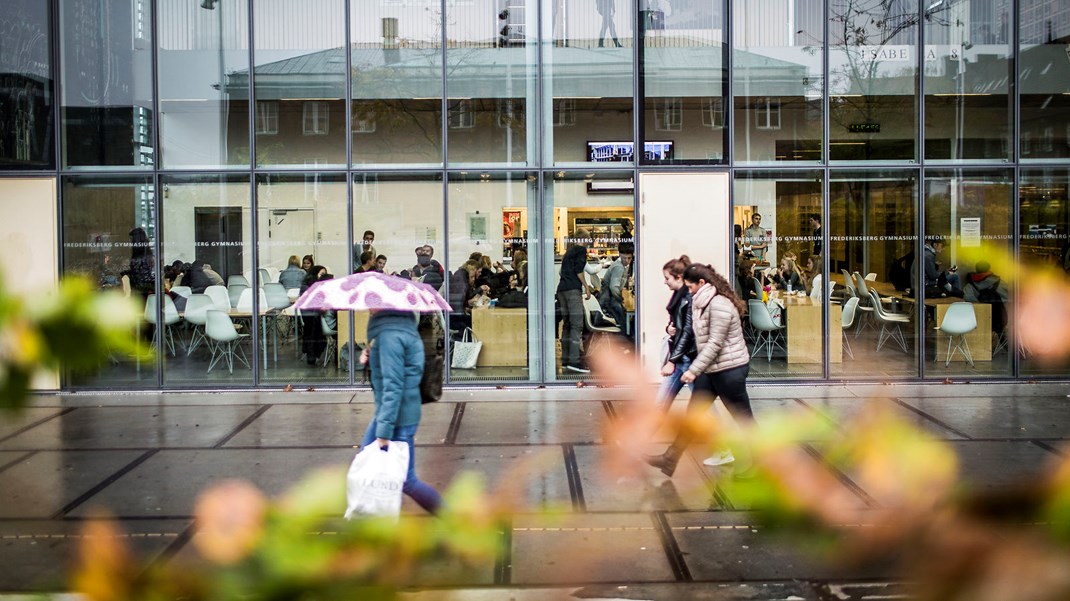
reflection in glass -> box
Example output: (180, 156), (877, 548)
(1020, 0), (1070, 159)
(546, 0), (634, 163)
(257, 174), (347, 384)
(62, 176), (157, 387)
(251, 0), (345, 167)
(60, 0), (154, 168)
(923, 0), (1011, 160)
(829, 170), (918, 378)
(733, 172), (824, 378)
(922, 170), (1012, 377)
(829, 0), (918, 161)
(732, 0), (823, 163)
(446, 0), (535, 165)
(0, 0), (54, 169)
(160, 175), (253, 387)
(351, 3), (443, 165)
(545, 171), (634, 381)
(158, 2), (250, 168)
(1019, 169), (1070, 376)
(643, 0), (728, 163)
(448, 172), (536, 382)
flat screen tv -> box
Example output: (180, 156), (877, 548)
(587, 140), (674, 162)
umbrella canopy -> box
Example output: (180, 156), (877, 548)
(293, 272), (451, 313)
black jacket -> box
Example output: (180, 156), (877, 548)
(666, 287), (697, 364)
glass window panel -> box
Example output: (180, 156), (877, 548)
(923, 0), (1011, 160)
(256, 173), (347, 384)
(60, 0), (154, 169)
(160, 174), (253, 387)
(446, 0), (536, 165)
(829, 0), (919, 161)
(158, 1), (250, 168)
(829, 170), (919, 378)
(0, 0), (55, 169)
(545, 171), (634, 381)
(62, 176), (157, 387)
(349, 173), (446, 381)
(922, 169), (1013, 378)
(252, 0), (345, 168)
(1019, 169), (1070, 376)
(447, 172), (537, 383)
(734, 171), (824, 378)
(350, 3), (443, 166)
(1020, 0), (1070, 160)
(732, 0), (823, 163)
(545, 1), (634, 164)
(642, 0), (728, 164)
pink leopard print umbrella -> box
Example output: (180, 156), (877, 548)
(293, 272), (451, 313)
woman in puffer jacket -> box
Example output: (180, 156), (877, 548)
(645, 262), (754, 477)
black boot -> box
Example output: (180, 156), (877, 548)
(644, 447), (682, 477)
(613, 37), (622, 47)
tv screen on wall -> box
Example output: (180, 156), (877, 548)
(587, 141), (674, 162)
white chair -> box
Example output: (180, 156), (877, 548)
(263, 283), (291, 310)
(748, 299), (785, 361)
(228, 284), (249, 308)
(938, 302), (977, 366)
(321, 314), (338, 367)
(257, 268), (271, 287)
(841, 297), (860, 359)
(120, 275), (132, 298)
(183, 294), (215, 356)
(236, 287), (268, 314)
(869, 289), (910, 353)
(170, 285), (192, 299)
(581, 294), (621, 356)
(204, 285), (231, 312)
(145, 294), (181, 356)
(228, 275), (250, 287)
(205, 309), (249, 374)
(864, 272), (877, 281)
(265, 266), (280, 284)
(173, 273), (184, 287)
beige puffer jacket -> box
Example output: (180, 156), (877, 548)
(687, 284), (749, 376)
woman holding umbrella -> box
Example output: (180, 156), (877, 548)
(358, 309), (442, 513)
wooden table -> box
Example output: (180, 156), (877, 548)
(925, 299), (992, 362)
(337, 311), (370, 368)
(471, 307), (528, 367)
(776, 294), (842, 364)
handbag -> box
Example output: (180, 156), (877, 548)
(658, 333), (672, 365)
(344, 440), (409, 520)
(450, 327), (482, 369)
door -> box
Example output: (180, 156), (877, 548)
(195, 207), (242, 279)
(638, 172), (731, 381)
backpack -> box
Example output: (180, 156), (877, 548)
(968, 279), (1002, 304)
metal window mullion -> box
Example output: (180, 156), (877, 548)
(344, 0), (355, 385)
(1010, 0), (1020, 378)
(534, 0), (545, 382)
(148, 0), (164, 387)
(247, 0), (261, 386)
(821, 0), (830, 378)
(725, 0), (734, 166)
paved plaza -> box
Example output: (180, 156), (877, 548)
(0, 382), (1067, 599)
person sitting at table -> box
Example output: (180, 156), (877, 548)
(375, 254), (390, 274)
(772, 256), (803, 292)
(510, 249), (528, 288)
(497, 272), (527, 308)
(913, 236), (962, 298)
(410, 245), (444, 288)
(354, 251), (376, 274)
(302, 254), (315, 274)
(963, 260), (1009, 339)
(804, 255), (822, 297)
(599, 242), (634, 332)
(300, 266), (332, 365)
(279, 255), (306, 289)
(735, 257), (758, 300)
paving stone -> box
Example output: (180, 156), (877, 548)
(0, 450), (146, 518)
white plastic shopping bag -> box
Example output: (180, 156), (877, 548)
(344, 440), (409, 520)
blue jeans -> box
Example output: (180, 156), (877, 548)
(360, 421), (442, 514)
(656, 355), (693, 411)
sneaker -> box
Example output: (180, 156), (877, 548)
(702, 450), (735, 467)
(565, 363), (590, 374)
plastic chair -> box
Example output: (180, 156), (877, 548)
(236, 287), (268, 314)
(869, 289), (910, 353)
(581, 294), (621, 355)
(228, 275), (250, 287)
(263, 283), (291, 309)
(170, 285), (192, 299)
(841, 297), (859, 359)
(228, 284), (249, 308)
(183, 294), (215, 356)
(265, 266), (280, 284)
(204, 285), (231, 312)
(121, 275), (132, 298)
(938, 302), (977, 366)
(321, 314), (338, 367)
(205, 309), (249, 374)
(145, 294), (181, 356)
(748, 299), (785, 361)
(257, 268), (271, 287)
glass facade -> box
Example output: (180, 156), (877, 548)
(5, 0), (1070, 388)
